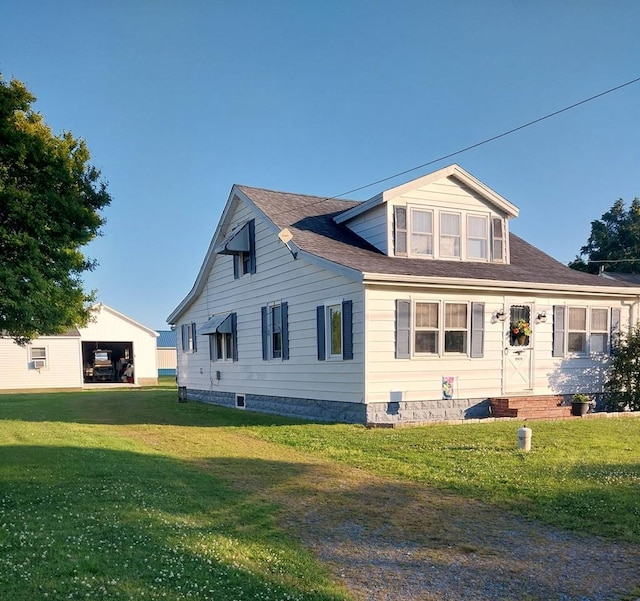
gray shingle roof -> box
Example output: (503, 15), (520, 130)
(238, 185), (637, 290)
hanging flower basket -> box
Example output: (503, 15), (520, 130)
(510, 319), (531, 345)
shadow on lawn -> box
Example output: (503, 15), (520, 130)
(2, 444), (640, 601)
(0, 389), (321, 428)
(0, 444), (347, 601)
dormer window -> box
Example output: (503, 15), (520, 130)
(440, 212), (461, 258)
(467, 215), (488, 259)
(491, 217), (504, 262)
(394, 205), (506, 262)
(411, 209), (433, 256)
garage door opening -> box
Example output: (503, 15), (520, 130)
(82, 341), (134, 383)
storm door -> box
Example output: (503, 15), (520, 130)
(503, 304), (534, 393)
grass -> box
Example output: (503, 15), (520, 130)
(0, 390), (639, 601)
(0, 390), (349, 601)
(253, 417), (640, 542)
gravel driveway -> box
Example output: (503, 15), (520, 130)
(274, 465), (640, 601)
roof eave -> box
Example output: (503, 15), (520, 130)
(361, 272), (640, 297)
(335, 164), (519, 224)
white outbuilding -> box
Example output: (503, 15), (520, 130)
(0, 303), (159, 391)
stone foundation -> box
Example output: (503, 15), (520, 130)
(183, 388), (489, 425)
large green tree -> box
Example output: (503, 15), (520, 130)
(569, 198), (640, 274)
(0, 75), (111, 344)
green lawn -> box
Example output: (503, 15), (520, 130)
(254, 416), (640, 542)
(0, 390), (639, 601)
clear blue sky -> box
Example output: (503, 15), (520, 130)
(2, 1), (639, 330)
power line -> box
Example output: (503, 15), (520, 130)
(329, 75), (640, 200)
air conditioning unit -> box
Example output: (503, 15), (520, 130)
(33, 359), (46, 369)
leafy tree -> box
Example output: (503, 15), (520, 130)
(604, 323), (640, 411)
(0, 75), (111, 344)
(569, 198), (640, 274)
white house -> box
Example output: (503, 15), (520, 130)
(167, 164), (640, 424)
(0, 303), (159, 390)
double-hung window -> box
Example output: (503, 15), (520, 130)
(261, 302), (289, 360)
(396, 301), (483, 358)
(394, 207), (433, 256)
(316, 300), (353, 361)
(491, 217), (504, 261)
(410, 209), (433, 256)
(590, 308), (609, 353)
(199, 313), (237, 361)
(467, 215), (488, 260)
(439, 213), (461, 258)
(553, 306), (619, 356)
(414, 302), (438, 354)
(181, 323), (197, 353)
(444, 303), (468, 353)
(567, 307), (587, 353)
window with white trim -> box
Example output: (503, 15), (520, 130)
(567, 307), (587, 353)
(261, 302), (289, 360)
(30, 346), (47, 369)
(181, 323), (197, 353)
(444, 303), (468, 353)
(316, 300), (353, 361)
(467, 215), (488, 259)
(328, 304), (343, 359)
(413, 302), (468, 355)
(439, 212), (461, 258)
(211, 331), (233, 361)
(410, 208), (433, 256)
(414, 302), (438, 354)
(393, 205), (505, 262)
(394, 207), (407, 255)
(554, 306), (617, 357)
(590, 308), (609, 353)
(491, 217), (504, 261)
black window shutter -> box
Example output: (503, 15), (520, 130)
(261, 306), (268, 360)
(231, 313), (238, 361)
(610, 308), (621, 355)
(233, 254), (240, 279)
(181, 324), (187, 351)
(395, 300), (411, 359)
(208, 334), (218, 361)
(553, 306), (565, 357)
(248, 220), (256, 274)
(342, 299), (353, 360)
(316, 305), (326, 361)
(281, 302), (289, 360)
(470, 302), (484, 358)
(192, 322), (197, 352)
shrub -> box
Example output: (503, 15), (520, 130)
(604, 322), (640, 411)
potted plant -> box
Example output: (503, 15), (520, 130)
(571, 393), (591, 416)
(510, 319), (531, 345)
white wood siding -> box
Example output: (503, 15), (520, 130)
(0, 337), (83, 390)
(364, 286), (632, 402)
(344, 204), (388, 253)
(343, 176), (509, 259)
(177, 201), (365, 403)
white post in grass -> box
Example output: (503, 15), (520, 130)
(518, 425), (532, 452)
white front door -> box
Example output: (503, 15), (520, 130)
(503, 303), (534, 393)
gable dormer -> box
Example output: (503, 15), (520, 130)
(334, 164), (519, 264)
